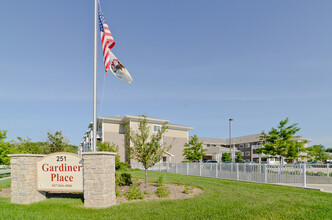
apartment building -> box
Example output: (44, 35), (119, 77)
(79, 115), (309, 164)
(199, 134), (309, 163)
(79, 115), (193, 163)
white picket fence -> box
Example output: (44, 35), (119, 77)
(131, 163), (332, 187)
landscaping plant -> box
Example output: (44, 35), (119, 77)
(155, 186), (170, 198)
(126, 183), (144, 200)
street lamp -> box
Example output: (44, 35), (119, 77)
(229, 118), (234, 162)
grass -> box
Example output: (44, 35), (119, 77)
(0, 170), (331, 219)
(0, 178), (11, 190)
(0, 173), (10, 178)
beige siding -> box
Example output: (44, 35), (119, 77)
(164, 137), (187, 163)
(103, 131), (126, 161)
(103, 123), (125, 134)
(165, 129), (187, 138)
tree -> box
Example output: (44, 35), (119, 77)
(256, 118), (307, 163)
(222, 153), (231, 162)
(14, 137), (43, 154)
(307, 145), (329, 162)
(125, 115), (171, 187)
(0, 130), (11, 165)
(235, 152), (243, 163)
(183, 135), (206, 162)
(326, 148), (332, 153)
(47, 131), (71, 153)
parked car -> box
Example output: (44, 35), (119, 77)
(203, 160), (218, 163)
(293, 161), (311, 168)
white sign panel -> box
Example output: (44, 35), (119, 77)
(37, 152), (83, 192)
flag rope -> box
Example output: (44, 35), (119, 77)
(99, 73), (107, 117)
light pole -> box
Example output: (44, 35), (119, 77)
(229, 118), (234, 162)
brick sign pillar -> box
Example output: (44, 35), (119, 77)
(82, 152), (116, 208)
(9, 154), (46, 204)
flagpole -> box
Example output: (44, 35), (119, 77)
(93, 0), (98, 152)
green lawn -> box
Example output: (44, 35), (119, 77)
(0, 178), (11, 189)
(0, 170), (331, 219)
(0, 173), (10, 178)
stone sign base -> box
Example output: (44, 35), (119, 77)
(82, 152), (116, 208)
(9, 152), (116, 208)
(10, 154), (46, 204)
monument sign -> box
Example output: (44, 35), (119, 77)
(37, 152), (83, 192)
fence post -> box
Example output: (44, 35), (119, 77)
(236, 163), (239, 180)
(327, 165), (330, 178)
(186, 163), (189, 175)
(303, 164), (306, 187)
(215, 163), (218, 178)
(159, 162), (161, 172)
(175, 163), (178, 174)
(199, 163), (202, 176)
(166, 163), (169, 173)
(264, 164), (268, 183)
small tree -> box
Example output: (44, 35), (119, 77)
(125, 115), (171, 187)
(307, 145), (329, 162)
(183, 135), (206, 162)
(0, 130), (11, 165)
(222, 153), (231, 162)
(47, 131), (70, 153)
(257, 118), (307, 163)
(235, 152), (243, 163)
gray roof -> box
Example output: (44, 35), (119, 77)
(197, 133), (310, 145)
(97, 115), (193, 131)
(198, 137), (227, 145)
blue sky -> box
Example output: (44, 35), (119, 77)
(1, 1), (331, 147)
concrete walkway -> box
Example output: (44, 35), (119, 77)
(0, 169), (10, 175)
(307, 184), (332, 193)
(0, 177), (11, 181)
(276, 183), (332, 193)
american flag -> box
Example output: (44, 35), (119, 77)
(98, 2), (115, 74)
(97, 1), (133, 84)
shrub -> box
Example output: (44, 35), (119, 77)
(126, 183), (144, 200)
(115, 188), (123, 197)
(116, 172), (132, 186)
(116, 161), (130, 171)
(156, 175), (164, 186)
(183, 186), (193, 194)
(121, 173), (132, 185)
(155, 186), (170, 198)
(143, 190), (150, 196)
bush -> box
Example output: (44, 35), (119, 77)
(156, 175), (164, 186)
(155, 186), (170, 198)
(116, 172), (132, 186)
(115, 188), (123, 197)
(143, 190), (150, 196)
(115, 173), (133, 186)
(116, 161), (130, 171)
(126, 183), (144, 200)
(183, 186), (193, 194)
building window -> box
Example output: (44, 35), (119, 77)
(154, 125), (161, 132)
(245, 143), (251, 148)
(245, 151), (250, 156)
(206, 144), (210, 147)
(163, 157), (167, 162)
(239, 144), (244, 149)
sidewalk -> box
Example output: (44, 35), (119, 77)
(276, 183), (332, 193)
(307, 184), (332, 193)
